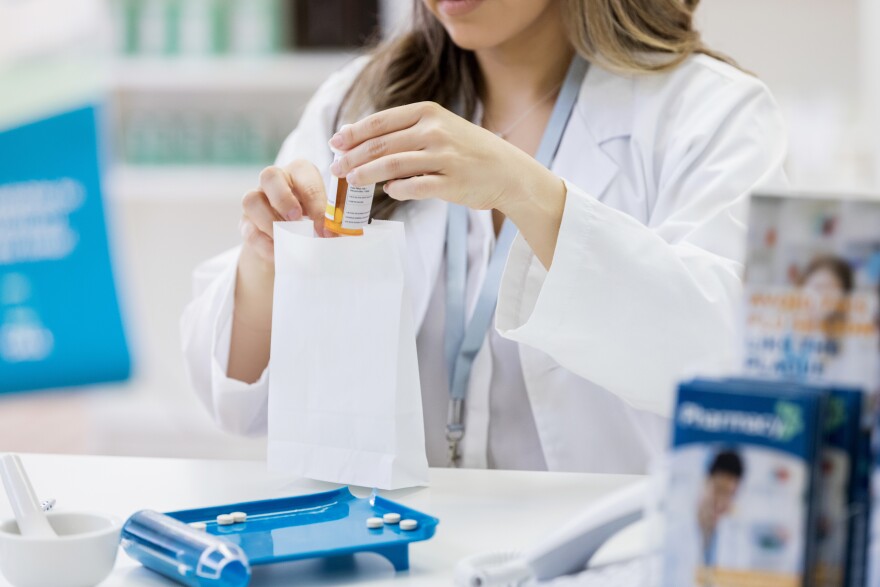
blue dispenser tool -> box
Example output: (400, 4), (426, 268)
(121, 487), (439, 587)
(121, 510), (251, 587)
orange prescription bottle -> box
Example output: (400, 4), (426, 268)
(324, 151), (376, 236)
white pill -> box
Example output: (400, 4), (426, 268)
(189, 522), (207, 531)
(399, 519), (418, 531)
(231, 512), (247, 523)
(366, 517), (384, 529)
(383, 513), (401, 525)
(216, 514), (235, 526)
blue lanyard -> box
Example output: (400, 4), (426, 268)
(443, 56), (589, 466)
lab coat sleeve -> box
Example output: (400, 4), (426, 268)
(180, 58), (368, 435)
(180, 247), (270, 436)
(496, 74), (788, 418)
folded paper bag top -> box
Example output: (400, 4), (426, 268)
(268, 220), (430, 490)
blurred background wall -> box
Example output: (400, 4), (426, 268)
(0, 0), (877, 460)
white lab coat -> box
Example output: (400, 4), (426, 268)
(181, 53), (788, 473)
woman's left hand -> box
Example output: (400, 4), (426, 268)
(328, 101), (564, 218)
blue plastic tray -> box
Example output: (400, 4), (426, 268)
(164, 487), (439, 572)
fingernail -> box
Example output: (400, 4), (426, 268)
(329, 161), (341, 176)
(329, 133), (344, 148)
(346, 173), (358, 186)
(284, 209), (302, 221)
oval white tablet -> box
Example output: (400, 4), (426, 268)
(399, 519), (418, 531)
(383, 513), (401, 525)
(231, 511), (247, 523)
(216, 514), (234, 526)
(189, 522), (207, 531)
(366, 517), (384, 529)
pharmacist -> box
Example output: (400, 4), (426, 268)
(181, 0), (787, 473)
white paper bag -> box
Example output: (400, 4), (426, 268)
(267, 220), (429, 489)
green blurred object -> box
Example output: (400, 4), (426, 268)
(231, 0), (284, 54)
(113, 0), (303, 56)
(176, 0), (214, 55)
(122, 109), (282, 165)
(165, 0), (182, 55)
(211, 0), (232, 54)
(122, 0), (141, 55)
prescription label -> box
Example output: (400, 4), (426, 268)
(340, 184), (375, 229)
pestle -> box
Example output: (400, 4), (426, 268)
(0, 454), (56, 539)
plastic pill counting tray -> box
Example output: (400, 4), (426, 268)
(165, 487), (439, 572)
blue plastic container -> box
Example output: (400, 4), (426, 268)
(121, 487), (439, 587)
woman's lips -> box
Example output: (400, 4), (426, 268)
(437, 0), (484, 17)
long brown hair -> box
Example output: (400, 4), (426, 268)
(339, 0), (738, 220)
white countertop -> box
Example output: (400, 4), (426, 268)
(0, 454), (643, 586)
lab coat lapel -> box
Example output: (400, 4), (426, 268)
(550, 63), (634, 201)
(399, 198), (448, 330)
(552, 119), (618, 201)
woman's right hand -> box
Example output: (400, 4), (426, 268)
(229, 159), (328, 383)
(240, 159), (331, 265)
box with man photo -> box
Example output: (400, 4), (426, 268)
(661, 379), (826, 587)
(720, 378), (866, 587)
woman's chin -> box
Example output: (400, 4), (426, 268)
(444, 28), (505, 51)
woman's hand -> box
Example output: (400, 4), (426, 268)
(229, 159), (329, 383)
(328, 102), (566, 266)
(240, 159), (331, 265)
(329, 102), (563, 215)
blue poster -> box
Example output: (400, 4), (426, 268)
(0, 105), (131, 392)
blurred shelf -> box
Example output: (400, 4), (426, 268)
(110, 51), (355, 92)
(107, 165), (263, 200)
